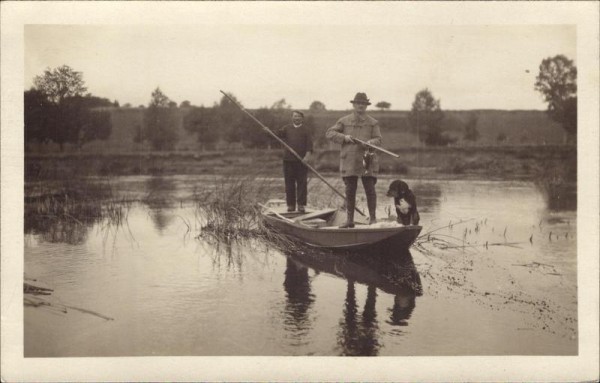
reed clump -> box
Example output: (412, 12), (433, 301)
(193, 175), (312, 251)
(194, 175), (274, 238)
(534, 154), (576, 210)
(25, 178), (130, 244)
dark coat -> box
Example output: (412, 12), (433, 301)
(277, 124), (313, 161)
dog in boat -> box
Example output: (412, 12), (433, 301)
(386, 180), (420, 225)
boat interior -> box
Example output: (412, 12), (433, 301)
(262, 200), (401, 229)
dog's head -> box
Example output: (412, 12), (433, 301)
(386, 180), (411, 199)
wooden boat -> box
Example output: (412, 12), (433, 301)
(260, 200), (422, 252)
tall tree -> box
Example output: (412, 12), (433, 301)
(534, 55), (577, 140)
(408, 89), (450, 146)
(309, 101), (326, 112)
(33, 65), (87, 104)
(149, 87), (171, 107)
(271, 98), (291, 110)
(144, 87), (178, 150)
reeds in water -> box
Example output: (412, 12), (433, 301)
(193, 175), (309, 251)
(25, 178), (130, 244)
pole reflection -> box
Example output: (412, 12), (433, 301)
(282, 246), (422, 356)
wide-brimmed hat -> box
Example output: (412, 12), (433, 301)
(350, 92), (371, 105)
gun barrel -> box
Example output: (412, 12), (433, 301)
(352, 137), (400, 158)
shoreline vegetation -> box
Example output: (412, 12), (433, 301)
(26, 144), (576, 181)
(25, 145), (577, 213)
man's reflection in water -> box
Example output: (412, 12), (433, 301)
(282, 246), (421, 355)
(337, 281), (381, 356)
(283, 257), (315, 337)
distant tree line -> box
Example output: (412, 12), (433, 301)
(182, 93), (317, 150)
(26, 56), (577, 152)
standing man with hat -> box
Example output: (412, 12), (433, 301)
(326, 92), (382, 228)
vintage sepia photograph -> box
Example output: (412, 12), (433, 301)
(2, 1), (599, 381)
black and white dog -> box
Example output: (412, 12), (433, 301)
(386, 180), (420, 225)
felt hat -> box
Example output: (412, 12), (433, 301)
(350, 92), (371, 105)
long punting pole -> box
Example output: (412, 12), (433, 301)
(220, 90), (365, 217)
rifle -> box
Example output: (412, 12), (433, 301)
(350, 137), (400, 158)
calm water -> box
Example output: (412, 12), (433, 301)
(24, 175), (577, 356)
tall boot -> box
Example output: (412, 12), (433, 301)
(340, 176), (357, 228)
(340, 205), (355, 228)
(363, 176), (377, 224)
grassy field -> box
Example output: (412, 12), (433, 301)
(26, 107), (567, 154)
(312, 109), (566, 148)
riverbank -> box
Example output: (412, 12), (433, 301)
(26, 145), (575, 182)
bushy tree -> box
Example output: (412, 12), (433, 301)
(59, 96), (112, 148)
(24, 89), (55, 145)
(25, 67), (113, 150)
(375, 101), (391, 111)
(33, 65), (87, 104)
(534, 55), (577, 140)
(83, 109), (112, 146)
(309, 100), (326, 112)
(215, 93), (244, 144)
(463, 114), (480, 142)
(408, 89), (451, 146)
(143, 87), (178, 150)
(149, 87), (170, 107)
(271, 98), (291, 110)
(183, 106), (219, 150)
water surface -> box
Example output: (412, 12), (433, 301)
(24, 175), (577, 356)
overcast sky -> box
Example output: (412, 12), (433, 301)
(25, 24), (575, 110)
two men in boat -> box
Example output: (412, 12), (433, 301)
(276, 92), (382, 227)
(326, 93), (382, 228)
(277, 110), (313, 213)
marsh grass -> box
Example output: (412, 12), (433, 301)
(534, 154), (576, 210)
(25, 177), (131, 244)
(194, 175), (275, 236)
(192, 173), (330, 254)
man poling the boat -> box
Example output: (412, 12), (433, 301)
(276, 110), (313, 214)
(219, 90), (366, 217)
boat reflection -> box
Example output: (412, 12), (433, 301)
(282, 247), (422, 356)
